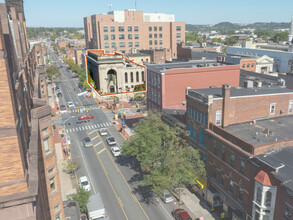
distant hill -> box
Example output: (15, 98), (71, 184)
(186, 22), (290, 33)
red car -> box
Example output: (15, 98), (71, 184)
(78, 115), (94, 120)
(60, 105), (66, 110)
(172, 209), (192, 220)
(85, 93), (91, 98)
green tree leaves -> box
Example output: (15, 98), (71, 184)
(121, 113), (205, 195)
(72, 186), (90, 214)
(46, 65), (61, 81)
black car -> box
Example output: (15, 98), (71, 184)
(57, 92), (62, 97)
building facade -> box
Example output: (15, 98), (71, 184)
(186, 84), (293, 219)
(84, 10), (185, 59)
(87, 51), (145, 95)
(0, 1), (64, 219)
(147, 61), (240, 111)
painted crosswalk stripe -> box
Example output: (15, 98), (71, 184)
(69, 128), (72, 132)
(85, 126), (89, 130)
(106, 122), (110, 126)
(102, 123), (106, 127)
(94, 124), (97, 128)
(79, 127), (82, 131)
(66, 129), (68, 132)
(82, 127), (85, 130)
(91, 125), (94, 129)
(97, 124), (100, 128)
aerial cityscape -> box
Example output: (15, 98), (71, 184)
(1, 0), (293, 220)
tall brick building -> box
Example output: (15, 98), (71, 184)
(0, 1), (64, 219)
(186, 84), (293, 219)
(84, 10), (185, 59)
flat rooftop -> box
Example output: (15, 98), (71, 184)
(189, 86), (293, 100)
(126, 53), (150, 57)
(256, 146), (293, 191)
(146, 60), (230, 73)
(225, 115), (293, 146)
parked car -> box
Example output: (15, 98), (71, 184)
(78, 114), (94, 120)
(172, 209), (192, 220)
(106, 136), (116, 146)
(161, 189), (174, 203)
(99, 128), (108, 136)
(79, 176), (91, 191)
(60, 105), (66, 110)
(57, 92), (62, 97)
(110, 147), (121, 157)
(83, 137), (92, 148)
(86, 93), (91, 98)
(67, 101), (75, 108)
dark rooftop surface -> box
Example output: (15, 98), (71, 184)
(190, 86), (293, 99)
(240, 69), (282, 87)
(146, 60), (230, 73)
(256, 146), (293, 191)
(126, 53), (149, 57)
(63, 200), (81, 220)
(225, 115), (293, 146)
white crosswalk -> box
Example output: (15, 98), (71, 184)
(59, 106), (100, 114)
(65, 122), (113, 133)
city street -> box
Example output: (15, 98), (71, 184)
(50, 51), (176, 220)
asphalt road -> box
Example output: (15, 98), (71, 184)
(49, 51), (177, 220)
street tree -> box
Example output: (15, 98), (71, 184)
(72, 186), (90, 214)
(46, 65), (61, 82)
(121, 113), (206, 196)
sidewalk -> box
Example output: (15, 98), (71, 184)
(180, 188), (220, 220)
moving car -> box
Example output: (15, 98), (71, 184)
(106, 136), (116, 146)
(161, 189), (174, 203)
(99, 128), (108, 136)
(78, 114), (94, 120)
(172, 209), (192, 220)
(83, 137), (92, 148)
(67, 101), (75, 108)
(60, 105), (66, 110)
(79, 176), (91, 191)
(86, 93), (91, 98)
(57, 92), (62, 97)
(110, 146), (121, 157)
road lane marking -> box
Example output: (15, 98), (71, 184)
(91, 125), (94, 129)
(91, 136), (99, 141)
(94, 125), (97, 128)
(82, 127), (85, 130)
(97, 148), (105, 154)
(79, 127), (82, 131)
(97, 124), (100, 128)
(88, 130), (96, 135)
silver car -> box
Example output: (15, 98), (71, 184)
(161, 189), (174, 203)
(99, 128), (108, 136)
(83, 137), (92, 148)
(106, 136), (116, 146)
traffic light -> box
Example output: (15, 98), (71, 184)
(77, 109), (80, 113)
(68, 109), (71, 114)
(86, 107), (88, 113)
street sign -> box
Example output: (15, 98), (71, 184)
(67, 136), (71, 145)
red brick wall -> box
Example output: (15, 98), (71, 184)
(240, 59), (256, 72)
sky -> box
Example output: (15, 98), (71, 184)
(18, 0), (293, 27)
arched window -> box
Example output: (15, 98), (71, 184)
(256, 187), (262, 204)
(141, 71), (144, 82)
(130, 72), (133, 82)
(265, 191), (272, 207)
(125, 72), (128, 83)
(136, 71), (139, 82)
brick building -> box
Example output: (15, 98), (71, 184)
(0, 1), (64, 219)
(74, 48), (86, 67)
(84, 10), (185, 59)
(140, 48), (171, 64)
(186, 84), (293, 219)
(66, 48), (75, 60)
(147, 61), (240, 111)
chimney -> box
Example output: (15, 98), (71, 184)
(222, 84), (231, 128)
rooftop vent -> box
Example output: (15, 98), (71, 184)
(244, 80), (253, 88)
(254, 80), (262, 88)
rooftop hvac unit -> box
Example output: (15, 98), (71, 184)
(254, 81), (262, 88)
(244, 80), (253, 88)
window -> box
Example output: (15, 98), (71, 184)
(136, 71), (139, 82)
(154, 33), (157, 38)
(157, 75), (160, 88)
(135, 42), (139, 47)
(251, 63), (255, 68)
(159, 26), (162, 31)
(154, 26), (157, 31)
(141, 71), (144, 82)
(48, 168), (54, 175)
(228, 179), (233, 193)
(111, 34), (115, 40)
(213, 141), (217, 155)
(238, 185), (243, 202)
(220, 170), (224, 185)
(176, 40), (181, 44)
(221, 147), (225, 161)
(55, 213), (60, 220)
(134, 26), (138, 31)
(104, 34), (109, 40)
(270, 103), (276, 115)
(130, 72), (133, 82)
(149, 26), (152, 31)
(154, 74), (157, 86)
(189, 123), (196, 141)
(158, 93), (161, 105)
(289, 100), (293, 113)
(247, 63), (250, 68)
(256, 187), (262, 204)
(284, 203), (293, 220)
(103, 26), (108, 32)
(119, 42), (125, 47)
(111, 42), (116, 48)
(149, 40), (152, 45)
(230, 154), (235, 168)
(239, 160), (245, 174)
(212, 164), (217, 178)
(119, 26), (124, 32)
(154, 40), (157, 45)
(110, 26), (115, 32)
(149, 33), (152, 38)
(44, 138), (50, 153)
(176, 26), (181, 31)
(216, 110), (221, 125)
(265, 191), (272, 207)
(128, 34), (133, 40)
(135, 34), (139, 39)
(242, 64), (245, 68)
(42, 128), (48, 135)
(199, 129), (206, 147)
(125, 72), (128, 83)
(159, 40), (162, 45)
(176, 33), (181, 38)
(119, 34), (124, 39)
(104, 42), (109, 48)
(50, 177), (55, 191)
(128, 42), (133, 47)
(159, 33), (162, 38)
(128, 26), (132, 32)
